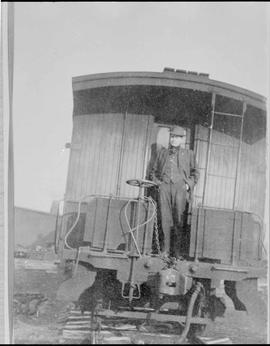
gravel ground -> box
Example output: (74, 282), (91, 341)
(205, 304), (268, 344)
(13, 264), (268, 344)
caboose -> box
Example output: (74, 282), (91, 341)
(55, 69), (267, 340)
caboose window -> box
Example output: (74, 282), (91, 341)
(215, 94), (243, 115)
(156, 126), (170, 149)
(155, 124), (190, 149)
(212, 114), (242, 141)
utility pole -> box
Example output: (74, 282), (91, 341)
(0, 2), (15, 343)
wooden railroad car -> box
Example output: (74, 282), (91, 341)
(55, 69), (267, 340)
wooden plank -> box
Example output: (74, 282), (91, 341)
(191, 208), (238, 263)
(119, 114), (154, 197)
(203, 209), (234, 263)
(195, 207), (205, 259)
(189, 208), (199, 257)
(236, 138), (266, 219)
(239, 213), (261, 263)
(231, 212), (242, 265)
(196, 336), (232, 344)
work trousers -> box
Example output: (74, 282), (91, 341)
(158, 180), (187, 253)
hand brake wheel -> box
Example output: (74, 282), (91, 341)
(126, 179), (158, 188)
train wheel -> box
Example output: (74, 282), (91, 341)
(187, 309), (208, 339)
(187, 288), (210, 340)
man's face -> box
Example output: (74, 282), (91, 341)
(170, 134), (186, 147)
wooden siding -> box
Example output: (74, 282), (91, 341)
(118, 114), (153, 197)
(65, 113), (153, 201)
(235, 138), (266, 218)
(190, 208), (262, 265)
(194, 125), (266, 219)
(82, 197), (154, 254)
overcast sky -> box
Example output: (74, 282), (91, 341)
(13, 2), (269, 212)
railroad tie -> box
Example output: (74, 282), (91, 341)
(59, 309), (232, 344)
(58, 309), (132, 344)
(195, 336), (232, 344)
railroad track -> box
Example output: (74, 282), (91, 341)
(58, 309), (233, 344)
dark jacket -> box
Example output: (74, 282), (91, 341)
(149, 146), (200, 192)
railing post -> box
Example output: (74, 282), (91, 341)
(232, 102), (246, 210)
(102, 195), (113, 253)
(202, 92), (216, 206)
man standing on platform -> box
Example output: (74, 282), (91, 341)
(149, 126), (200, 257)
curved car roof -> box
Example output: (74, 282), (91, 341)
(72, 71), (266, 111)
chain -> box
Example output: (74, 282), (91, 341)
(152, 198), (161, 256)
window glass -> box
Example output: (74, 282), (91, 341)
(156, 126), (170, 148)
(212, 114), (242, 146)
(156, 125), (190, 149)
(215, 94), (243, 115)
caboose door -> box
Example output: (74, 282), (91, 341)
(65, 113), (154, 200)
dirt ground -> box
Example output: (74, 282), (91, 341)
(13, 264), (268, 344)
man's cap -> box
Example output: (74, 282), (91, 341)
(170, 126), (186, 136)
